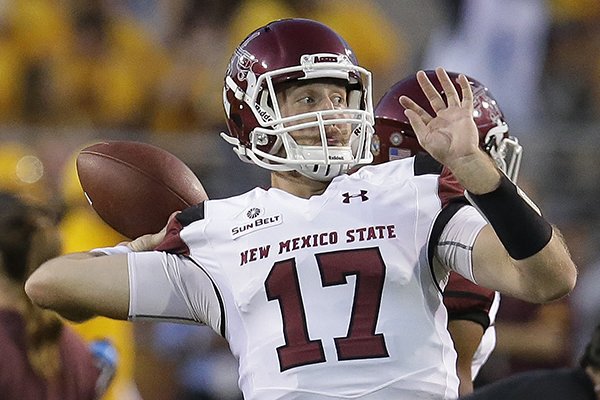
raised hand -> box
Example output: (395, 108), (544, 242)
(399, 67), (480, 171)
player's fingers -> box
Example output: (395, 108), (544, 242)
(416, 70), (446, 113)
(404, 108), (428, 138)
(127, 212), (179, 252)
(399, 95), (433, 124)
(435, 67), (460, 107)
(126, 234), (153, 252)
(457, 74), (473, 109)
(167, 211), (181, 222)
(156, 211), (180, 236)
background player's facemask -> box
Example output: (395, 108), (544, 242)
(483, 123), (522, 183)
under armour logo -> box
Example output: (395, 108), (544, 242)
(342, 190), (369, 203)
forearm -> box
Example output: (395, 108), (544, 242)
(25, 225), (170, 322)
(473, 224), (576, 303)
(25, 252), (130, 322)
(448, 319), (482, 396)
(464, 169), (577, 302)
(512, 228), (577, 302)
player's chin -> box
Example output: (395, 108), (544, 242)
(289, 129), (320, 143)
(327, 137), (351, 146)
(273, 169), (304, 181)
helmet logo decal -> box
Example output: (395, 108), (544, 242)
(232, 47), (258, 92)
(472, 86), (502, 124)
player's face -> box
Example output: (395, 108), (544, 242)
(276, 80), (352, 147)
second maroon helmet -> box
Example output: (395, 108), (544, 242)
(373, 70), (522, 181)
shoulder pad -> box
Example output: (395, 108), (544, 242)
(176, 201), (206, 227)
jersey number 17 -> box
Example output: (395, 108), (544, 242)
(265, 247), (390, 371)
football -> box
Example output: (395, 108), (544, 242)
(76, 140), (208, 239)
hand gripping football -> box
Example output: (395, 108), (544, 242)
(76, 141), (208, 239)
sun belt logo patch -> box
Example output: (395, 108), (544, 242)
(231, 207), (283, 239)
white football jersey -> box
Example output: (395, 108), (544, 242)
(128, 157), (487, 400)
(471, 291), (501, 379)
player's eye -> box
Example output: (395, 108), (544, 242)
(332, 95), (347, 107)
(298, 96), (314, 104)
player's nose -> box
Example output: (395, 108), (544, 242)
(319, 99), (346, 122)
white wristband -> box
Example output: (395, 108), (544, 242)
(89, 245), (133, 256)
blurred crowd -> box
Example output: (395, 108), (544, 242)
(0, 0), (407, 133)
(1, 0), (600, 399)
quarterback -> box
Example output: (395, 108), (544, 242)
(26, 19), (576, 399)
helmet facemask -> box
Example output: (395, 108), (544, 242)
(483, 123), (523, 183)
(222, 53), (374, 181)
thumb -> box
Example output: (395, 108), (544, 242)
(126, 233), (158, 252)
(125, 211), (181, 252)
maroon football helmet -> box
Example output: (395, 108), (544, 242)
(373, 70), (522, 182)
(221, 18), (374, 181)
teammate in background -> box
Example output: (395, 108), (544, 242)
(0, 191), (114, 400)
(462, 322), (600, 400)
(373, 70), (521, 395)
(25, 19), (576, 399)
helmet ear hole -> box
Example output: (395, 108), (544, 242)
(348, 88), (362, 110)
(231, 113), (243, 131)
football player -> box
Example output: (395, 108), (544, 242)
(26, 19), (576, 399)
(373, 70), (521, 395)
(461, 322), (600, 399)
(0, 192), (115, 399)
